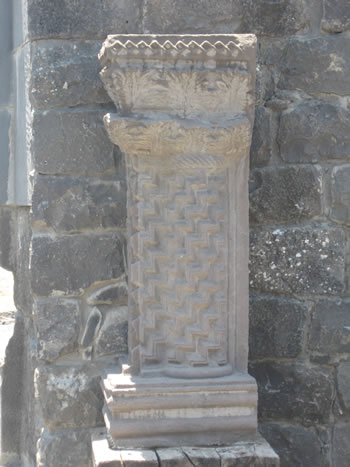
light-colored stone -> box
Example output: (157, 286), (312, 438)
(119, 449), (158, 466)
(92, 431), (122, 467)
(99, 33), (261, 448)
(92, 432), (279, 466)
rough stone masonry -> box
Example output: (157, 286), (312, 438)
(0, 1), (349, 466)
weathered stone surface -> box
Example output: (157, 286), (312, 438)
(308, 299), (350, 355)
(119, 450), (158, 466)
(249, 361), (333, 426)
(260, 423), (329, 467)
(92, 436), (278, 467)
(278, 36), (350, 95)
(157, 448), (192, 466)
(250, 227), (345, 295)
(217, 436), (279, 466)
(249, 296), (306, 358)
(12, 208), (32, 314)
(143, 0), (234, 34)
(31, 233), (125, 296)
(87, 281), (128, 306)
(30, 41), (111, 109)
(143, 0), (308, 36)
(94, 307), (128, 358)
(32, 110), (121, 176)
(322, 0), (350, 33)
(249, 166), (322, 224)
(182, 447), (220, 466)
(250, 106), (274, 168)
(35, 364), (104, 430)
(330, 165), (350, 225)
(33, 299), (80, 362)
(25, 0), (142, 40)
(233, 0), (309, 36)
(32, 175), (127, 232)
(0, 207), (15, 271)
(37, 429), (93, 467)
(279, 102), (350, 163)
(333, 423), (350, 467)
(336, 362), (350, 411)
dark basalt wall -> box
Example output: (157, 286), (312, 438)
(0, 1), (349, 466)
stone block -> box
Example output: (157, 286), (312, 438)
(143, 0), (234, 34)
(249, 166), (322, 224)
(182, 447), (220, 466)
(233, 0), (309, 36)
(156, 448), (192, 466)
(278, 36), (350, 95)
(32, 109), (121, 176)
(330, 165), (350, 224)
(336, 362), (350, 411)
(31, 233), (125, 296)
(250, 106), (274, 168)
(30, 41), (111, 109)
(94, 307), (128, 358)
(308, 299), (350, 355)
(92, 430), (122, 466)
(119, 450), (158, 466)
(217, 435), (279, 466)
(260, 423), (329, 467)
(249, 296), (306, 358)
(33, 298), (80, 362)
(249, 361), (333, 426)
(279, 102), (350, 163)
(12, 207), (32, 314)
(35, 364), (104, 430)
(0, 110), (10, 204)
(37, 429), (93, 467)
(322, 0), (350, 33)
(25, 0), (142, 40)
(250, 227), (345, 295)
(32, 175), (127, 232)
(333, 423), (350, 467)
(0, 207), (15, 271)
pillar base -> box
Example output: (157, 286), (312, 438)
(102, 371), (257, 448)
(92, 429), (280, 466)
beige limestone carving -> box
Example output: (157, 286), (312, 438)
(99, 34), (257, 447)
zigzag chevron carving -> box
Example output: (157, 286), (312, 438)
(99, 34), (251, 67)
(128, 165), (228, 372)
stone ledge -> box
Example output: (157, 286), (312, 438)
(92, 429), (279, 466)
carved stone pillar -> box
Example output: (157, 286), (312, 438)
(99, 34), (258, 448)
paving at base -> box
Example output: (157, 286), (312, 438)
(92, 430), (279, 466)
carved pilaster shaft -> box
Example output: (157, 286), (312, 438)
(99, 34), (257, 448)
